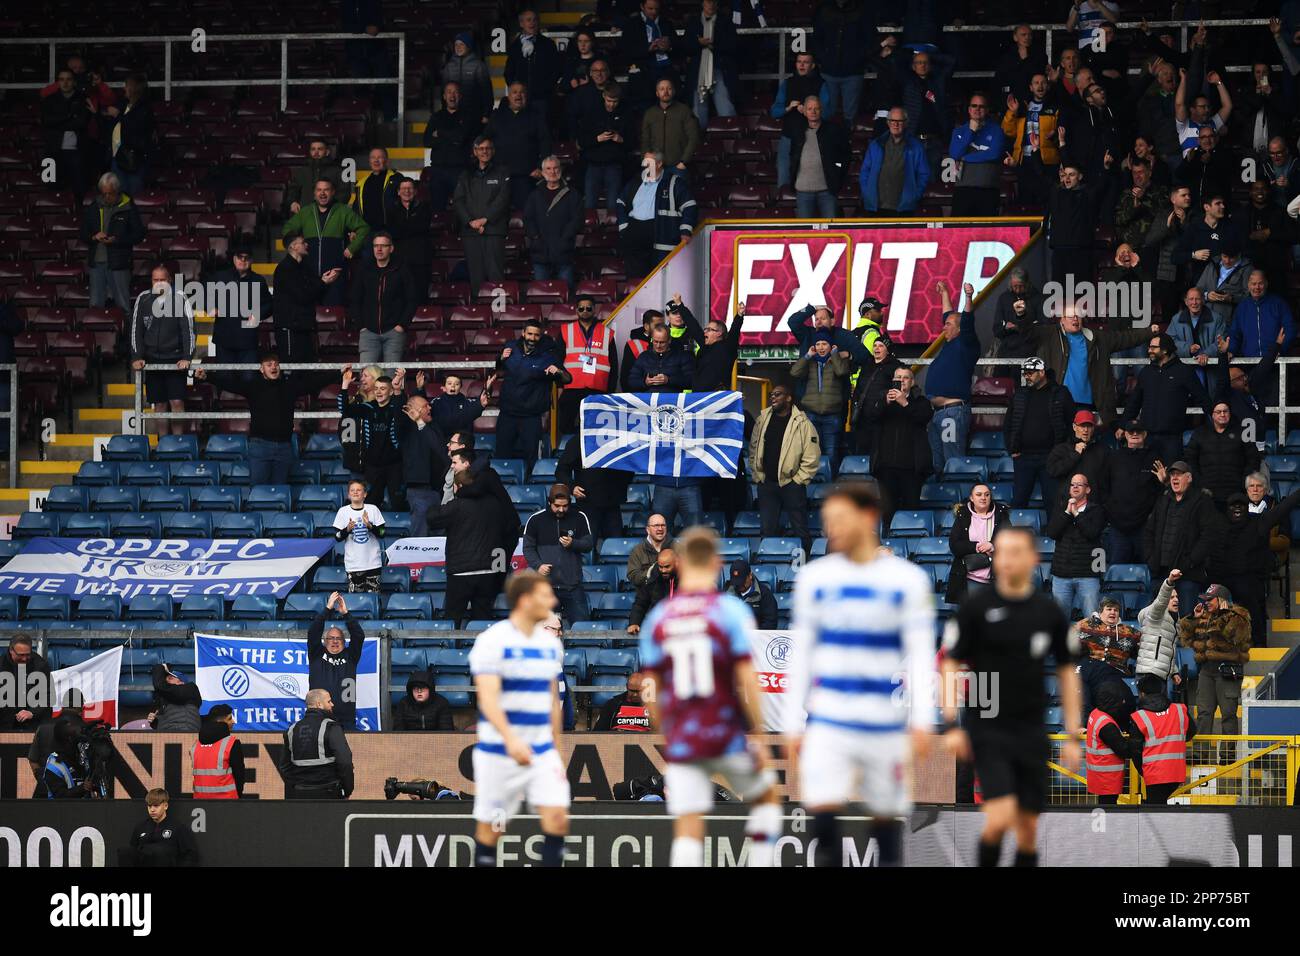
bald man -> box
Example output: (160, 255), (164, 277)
(594, 671), (653, 731)
(279, 689), (354, 799)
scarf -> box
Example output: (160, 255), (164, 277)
(699, 14), (716, 94)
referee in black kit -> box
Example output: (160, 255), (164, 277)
(939, 526), (1083, 867)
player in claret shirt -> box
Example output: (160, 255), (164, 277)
(639, 527), (781, 867)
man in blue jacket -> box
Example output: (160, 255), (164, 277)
(925, 280), (982, 474)
(1228, 270), (1294, 358)
(859, 107), (929, 214)
(949, 92), (1009, 217)
(785, 303), (870, 365)
(495, 318), (571, 466)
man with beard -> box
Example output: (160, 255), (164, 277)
(1123, 332), (1212, 466)
(1100, 420), (1163, 564)
(1005, 357), (1075, 508)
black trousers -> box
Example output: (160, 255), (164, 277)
(558, 388), (601, 436)
(1222, 572), (1268, 647)
(875, 466), (922, 534)
(275, 327), (317, 364)
(445, 571), (504, 627)
(579, 503), (624, 543)
(285, 782), (344, 799)
(756, 480), (811, 555)
(620, 218), (660, 280)
(363, 462), (404, 510)
(1144, 781), (1179, 804)
(1015, 153), (1053, 213)
(952, 186), (1001, 217)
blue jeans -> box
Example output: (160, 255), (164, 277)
(585, 163), (623, 211)
(1104, 526), (1145, 566)
(88, 264), (132, 310)
(248, 438), (294, 486)
(927, 402), (970, 475)
(651, 484), (703, 533)
(805, 412), (843, 474)
(1051, 576), (1101, 618)
(407, 486), (438, 538)
(554, 586), (591, 627)
(1011, 452), (1053, 507)
(532, 259), (576, 286)
(795, 190), (838, 219)
(776, 137), (792, 188)
(821, 74), (864, 122)
(692, 74), (737, 129)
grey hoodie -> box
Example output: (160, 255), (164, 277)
(1136, 576), (1178, 680)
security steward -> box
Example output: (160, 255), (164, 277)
(557, 292), (617, 435)
(279, 688), (354, 799)
(1084, 683), (1136, 805)
(1130, 674), (1194, 804)
(191, 703), (244, 799)
(847, 295), (886, 394)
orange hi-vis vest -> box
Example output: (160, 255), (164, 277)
(191, 736), (239, 799)
(1133, 703), (1189, 786)
(627, 337), (650, 360)
(1085, 710), (1125, 794)
(562, 320), (612, 391)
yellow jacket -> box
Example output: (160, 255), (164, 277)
(1001, 104), (1061, 166)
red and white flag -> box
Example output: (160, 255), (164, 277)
(52, 646), (122, 729)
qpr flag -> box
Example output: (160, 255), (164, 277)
(580, 391), (744, 478)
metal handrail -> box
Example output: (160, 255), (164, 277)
(0, 364), (16, 488)
(0, 32), (408, 144)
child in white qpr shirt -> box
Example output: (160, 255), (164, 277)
(332, 479), (386, 592)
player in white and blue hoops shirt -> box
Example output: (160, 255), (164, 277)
(786, 482), (937, 867)
(468, 570), (570, 867)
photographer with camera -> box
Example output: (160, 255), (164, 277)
(43, 715), (96, 799)
(864, 365), (934, 532)
(279, 689), (354, 799)
(150, 661), (202, 732)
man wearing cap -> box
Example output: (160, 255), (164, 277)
(1124, 331), (1213, 466)
(845, 295), (887, 398)
(1178, 583), (1251, 739)
(1005, 356), (1075, 507)
(785, 302), (870, 368)
(1075, 595), (1140, 725)
(1100, 419), (1163, 564)
(1047, 410), (1112, 505)
(1144, 460), (1222, 614)
(211, 244), (272, 366)
(725, 558), (778, 629)
(1047, 472), (1108, 618)
(925, 280), (982, 475)
(1214, 327), (1284, 447)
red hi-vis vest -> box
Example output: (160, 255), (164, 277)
(191, 736), (239, 799)
(1134, 703), (1190, 786)
(627, 338), (649, 359)
(1085, 710), (1125, 794)
(562, 320), (612, 391)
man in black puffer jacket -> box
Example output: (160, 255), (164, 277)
(1047, 410), (1112, 506)
(1005, 358), (1075, 507)
(1184, 401), (1263, 507)
(1144, 461), (1223, 613)
(393, 671), (455, 731)
(1101, 420), (1163, 565)
(1046, 163), (1103, 287)
(1211, 490), (1300, 647)
(427, 466), (513, 627)
(1124, 333), (1213, 467)
(1047, 472), (1109, 617)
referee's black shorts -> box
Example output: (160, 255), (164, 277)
(968, 723), (1050, 814)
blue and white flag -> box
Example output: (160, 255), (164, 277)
(0, 538), (332, 602)
(194, 633), (382, 731)
(580, 391), (745, 478)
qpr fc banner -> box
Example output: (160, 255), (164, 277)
(580, 391), (745, 478)
(0, 538), (333, 602)
(194, 633), (383, 731)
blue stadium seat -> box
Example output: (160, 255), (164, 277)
(121, 461), (170, 486)
(302, 433), (342, 460)
(218, 462), (252, 486)
(321, 461), (353, 485)
(162, 512), (214, 538)
(731, 511), (762, 536)
(102, 434), (150, 462)
(476, 434), (496, 454)
(879, 537), (912, 558)
(282, 593), (327, 620)
(930, 563), (952, 592)
(380, 567), (412, 593)
(43, 486), (90, 513)
(111, 513), (161, 538)
(568, 624), (611, 635)
(386, 594), (434, 620)
(345, 593), (381, 620)
(0, 596), (20, 620)
(920, 483), (961, 506)
(909, 537), (951, 565)
(1009, 509), (1043, 534)
(214, 513), (264, 537)
(1036, 536), (1056, 562)
(192, 486), (242, 513)
(141, 486), (190, 512)
(385, 514), (412, 539)
(493, 459), (527, 485)
(416, 566), (448, 592)
(74, 461), (119, 486)
(312, 567), (348, 592)
(813, 457), (833, 484)
(430, 648), (473, 706)
(178, 594), (224, 621)
(463, 620), (497, 631)
(889, 511), (934, 537)
(74, 595), (123, 621)
(168, 461), (220, 486)
(124, 594), (172, 621)
(12, 512), (58, 538)
(936, 509), (958, 534)
(231, 595), (277, 620)
(265, 513), (314, 537)
(563, 648), (589, 682)
(773, 565), (798, 591)
(806, 483), (832, 504)
(287, 460), (322, 485)
(204, 434), (248, 461)
(987, 482), (1013, 503)
(718, 538), (752, 564)
(246, 485), (292, 512)
(529, 458), (558, 482)
(589, 592), (632, 620)
(391, 646), (428, 676)
(750, 565), (777, 591)
(621, 485), (650, 510)
(968, 432), (1007, 453)
(154, 434), (199, 461)
(305, 511), (337, 537)
(811, 539), (828, 557)
(508, 485), (546, 509)
(942, 457), (989, 482)
(756, 537), (802, 564)
(1104, 563), (1151, 594)
(296, 485), (343, 511)
(838, 455), (871, 477)
(61, 513), (110, 537)
(597, 537), (639, 564)
(592, 648), (637, 676)
(989, 457), (1015, 480)
(93, 486), (141, 512)
(582, 565), (619, 593)
(1267, 455), (1300, 478)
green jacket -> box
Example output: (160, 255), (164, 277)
(791, 351), (851, 415)
(281, 200), (371, 256)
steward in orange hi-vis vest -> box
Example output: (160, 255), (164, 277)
(1133, 701), (1191, 785)
(191, 735), (239, 799)
(562, 319), (613, 391)
(1085, 709), (1125, 795)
